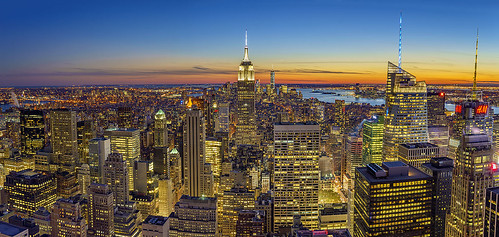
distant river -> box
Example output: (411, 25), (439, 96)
(298, 88), (499, 114)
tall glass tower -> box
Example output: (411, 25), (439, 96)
(383, 62), (429, 161)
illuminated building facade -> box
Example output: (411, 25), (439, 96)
(421, 157), (454, 237)
(142, 215), (169, 237)
(104, 128), (140, 191)
(236, 33), (257, 146)
(104, 153), (129, 207)
(88, 183), (114, 237)
(132, 160), (159, 216)
(5, 169), (56, 216)
(50, 109), (78, 172)
(214, 102), (230, 133)
(218, 187), (255, 237)
(398, 142), (440, 168)
(51, 196), (88, 237)
(345, 133), (362, 189)
(383, 62), (429, 161)
(168, 195), (217, 237)
(273, 122), (320, 231)
(353, 162), (432, 236)
(427, 90), (447, 127)
(445, 133), (498, 237)
(77, 120), (95, 164)
(362, 115), (384, 165)
(154, 109), (168, 147)
(205, 137), (222, 193)
(88, 138), (110, 183)
(484, 187), (499, 237)
(20, 109), (45, 155)
(235, 210), (265, 237)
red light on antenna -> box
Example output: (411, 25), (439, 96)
(492, 163), (497, 171)
(439, 92), (445, 97)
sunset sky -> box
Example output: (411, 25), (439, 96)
(1, 0), (499, 86)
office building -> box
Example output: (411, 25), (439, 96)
(214, 102), (230, 133)
(51, 196), (88, 237)
(446, 134), (498, 236)
(362, 115), (384, 165)
(20, 109), (45, 155)
(427, 90), (447, 127)
(421, 157), (454, 237)
(113, 203), (141, 237)
(484, 187), (499, 237)
(50, 109), (78, 172)
(142, 215), (169, 237)
(383, 62), (429, 161)
(332, 100), (346, 132)
(104, 153), (129, 207)
(8, 215), (39, 237)
(398, 142), (440, 168)
(132, 160), (159, 216)
(219, 187), (255, 237)
(183, 109), (212, 197)
(104, 128), (140, 191)
(32, 207), (51, 236)
(4, 169), (57, 216)
(88, 183), (114, 237)
(428, 125), (449, 156)
(236, 32), (257, 145)
(354, 162), (432, 236)
(154, 109), (168, 147)
(77, 120), (95, 164)
(77, 164), (91, 195)
(345, 133), (362, 189)
(0, 221), (29, 237)
(88, 138), (110, 183)
(235, 210), (265, 237)
(273, 122), (320, 231)
(168, 195), (217, 237)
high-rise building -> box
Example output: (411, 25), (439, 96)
(4, 169), (57, 216)
(88, 138), (110, 183)
(51, 196), (88, 237)
(183, 109), (212, 197)
(345, 133), (362, 189)
(273, 122), (320, 231)
(214, 102), (230, 133)
(421, 157), (454, 237)
(445, 133), (498, 236)
(88, 183), (114, 237)
(332, 100), (346, 132)
(104, 128), (140, 191)
(236, 32), (257, 145)
(55, 171), (79, 198)
(154, 109), (168, 147)
(236, 210), (266, 237)
(104, 153), (129, 207)
(77, 120), (95, 164)
(428, 125), (449, 156)
(77, 164), (91, 195)
(205, 137), (222, 193)
(484, 187), (499, 237)
(113, 203), (141, 237)
(427, 90), (447, 127)
(398, 142), (440, 168)
(132, 160), (159, 216)
(142, 215), (169, 237)
(354, 162), (432, 236)
(362, 115), (384, 165)
(33, 207), (52, 235)
(50, 109), (78, 172)
(168, 195), (217, 237)
(218, 187), (255, 237)
(270, 69), (275, 88)
(383, 62), (429, 161)
(20, 109), (45, 155)
(0, 221), (29, 237)
(157, 148), (183, 217)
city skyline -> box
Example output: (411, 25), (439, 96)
(2, 0), (499, 86)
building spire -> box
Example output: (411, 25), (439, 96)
(472, 28), (479, 100)
(398, 11), (402, 71)
(243, 29), (250, 61)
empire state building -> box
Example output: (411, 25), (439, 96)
(236, 31), (257, 145)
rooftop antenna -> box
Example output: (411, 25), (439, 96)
(398, 11), (402, 72)
(245, 28), (248, 48)
(472, 28), (479, 100)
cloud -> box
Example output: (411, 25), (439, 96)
(192, 66), (210, 70)
(277, 68), (368, 74)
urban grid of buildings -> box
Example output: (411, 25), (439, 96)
(0, 28), (498, 237)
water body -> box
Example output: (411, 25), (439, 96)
(299, 88), (499, 114)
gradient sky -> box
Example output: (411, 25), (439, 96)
(1, 0), (499, 86)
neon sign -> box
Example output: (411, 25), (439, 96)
(455, 105), (462, 114)
(475, 104), (488, 114)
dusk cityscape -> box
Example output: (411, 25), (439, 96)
(1, 1), (499, 236)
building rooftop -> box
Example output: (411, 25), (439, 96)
(399, 142), (438, 149)
(0, 221), (27, 236)
(357, 161), (431, 184)
(144, 215), (168, 226)
(487, 187), (499, 194)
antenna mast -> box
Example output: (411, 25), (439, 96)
(472, 28), (479, 100)
(398, 11), (402, 71)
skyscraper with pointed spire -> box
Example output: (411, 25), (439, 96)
(382, 15), (429, 161)
(236, 30), (257, 146)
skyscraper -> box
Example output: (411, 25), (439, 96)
(421, 157), (454, 237)
(484, 187), (499, 237)
(20, 109), (45, 155)
(88, 183), (114, 237)
(236, 31), (257, 145)
(361, 115), (384, 165)
(4, 169), (57, 216)
(398, 142), (440, 168)
(354, 162), (432, 236)
(445, 133), (498, 236)
(218, 187), (255, 236)
(154, 109), (168, 147)
(88, 138), (110, 183)
(77, 120), (95, 164)
(104, 128), (140, 191)
(104, 153), (129, 207)
(51, 196), (88, 237)
(427, 90), (447, 127)
(132, 160), (159, 216)
(383, 62), (429, 161)
(50, 109), (78, 172)
(273, 122), (320, 231)
(168, 195), (218, 237)
(183, 109), (212, 197)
